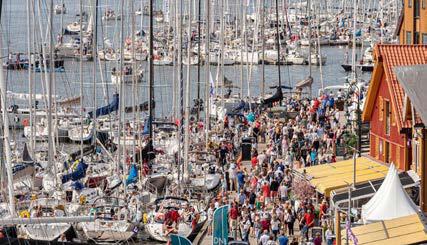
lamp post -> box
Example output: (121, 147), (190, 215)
(347, 82), (362, 157)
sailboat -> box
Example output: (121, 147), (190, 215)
(145, 197), (207, 242)
(80, 197), (137, 242)
(19, 198), (75, 241)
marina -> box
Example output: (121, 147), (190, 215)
(0, 0), (426, 245)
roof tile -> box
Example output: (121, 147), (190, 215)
(375, 45), (427, 128)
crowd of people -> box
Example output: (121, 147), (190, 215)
(207, 92), (352, 244)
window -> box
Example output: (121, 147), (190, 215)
(385, 141), (390, 163)
(413, 140), (420, 173)
(406, 31), (412, 44)
(385, 100), (391, 135)
(415, 32), (420, 44)
(423, 33), (427, 44)
(415, 0), (420, 17)
(409, 0), (412, 7)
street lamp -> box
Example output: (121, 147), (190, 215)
(347, 81), (362, 157)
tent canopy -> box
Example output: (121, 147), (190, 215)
(331, 171), (417, 206)
(341, 214), (427, 245)
(295, 157), (389, 197)
(362, 164), (418, 223)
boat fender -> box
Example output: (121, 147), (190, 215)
(79, 195), (86, 204)
(20, 210), (30, 218)
(143, 213), (148, 224)
(22, 118), (29, 127)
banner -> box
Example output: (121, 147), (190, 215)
(213, 205), (229, 245)
(170, 234), (192, 245)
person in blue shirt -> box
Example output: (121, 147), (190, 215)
(310, 148), (318, 165)
(236, 170), (245, 192)
(277, 230), (289, 245)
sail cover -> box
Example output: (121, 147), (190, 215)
(232, 100), (246, 113)
(22, 143), (33, 163)
(361, 164), (418, 224)
(61, 160), (89, 184)
(263, 87), (283, 106)
(88, 93), (119, 118)
(126, 164), (138, 185)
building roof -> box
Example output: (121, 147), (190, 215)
(341, 214), (427, 245)
(362, 45), (427, 129)
(395, 65), (427, 125)
(294, 157), (389, 197)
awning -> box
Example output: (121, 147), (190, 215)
(294, 157), (389, 197)
(341, 214), (427, 245)
(331, 171), (418, 206)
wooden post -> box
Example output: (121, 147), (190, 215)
(335, 208), (342, 245)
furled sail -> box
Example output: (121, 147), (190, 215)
(88, 93), (119, 118)
(262, 87), (283, 106)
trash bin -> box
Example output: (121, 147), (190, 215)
(241, 137), (252, 161)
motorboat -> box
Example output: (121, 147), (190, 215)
(102, 9), (122, 21)
(111, 66), (144, 84)
(54, 4), (66, 14)
(64, 22), (85, 35)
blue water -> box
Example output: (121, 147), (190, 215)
(1, 0), (370, 118)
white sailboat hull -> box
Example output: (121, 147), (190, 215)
(82, 220), (135, 242)
(20, 223), (72, 241)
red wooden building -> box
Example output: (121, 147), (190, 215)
(362, 44), (427, 171)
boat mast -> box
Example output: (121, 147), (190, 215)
(239, 3), (245, 99)
(27, 0), (34, 156)
(0, 2), (15, 216)
(307, 0), (312, 98)
(92, 0), (99, 147)
(205, 0), (211, 149)
(351, 0), (357, 82)
(131, 0), (137, 163)
(177, 0), (184, 185)
(196, 0), (201, 121)
(79, 0), (84, 159)
(148, 0), (154, 153)
(116, 0), (124, 174)
(275, 0), (282, 104)
(184, 0), (193, 182)
(316, 3), (324, 91)
(48, 0), (55, 183)
(220, 0), (225, 108)
(261, 0), (265, 99)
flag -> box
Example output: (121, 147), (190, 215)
(346, 220), (358, 245)
(210, 71), (215, 96)
(170, 234), (192, 245)
(142, 116), (152, 135)
(213, 205), (229, 245)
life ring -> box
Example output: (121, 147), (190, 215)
(22, 118), (29, 127)
(20, 210), (30, 218)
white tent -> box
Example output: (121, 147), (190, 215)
(361, 164), (419, 224)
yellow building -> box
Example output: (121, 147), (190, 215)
(396, 0), (427, 44)
(395, 64), (427, 212)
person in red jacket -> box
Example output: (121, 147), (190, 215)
(303, 209), (315, 239)
(229, 203), (239, 237)
(262, 182), (271, 204)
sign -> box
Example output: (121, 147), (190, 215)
(213, 205), (229, 245)
(170, 234), (192, 245)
